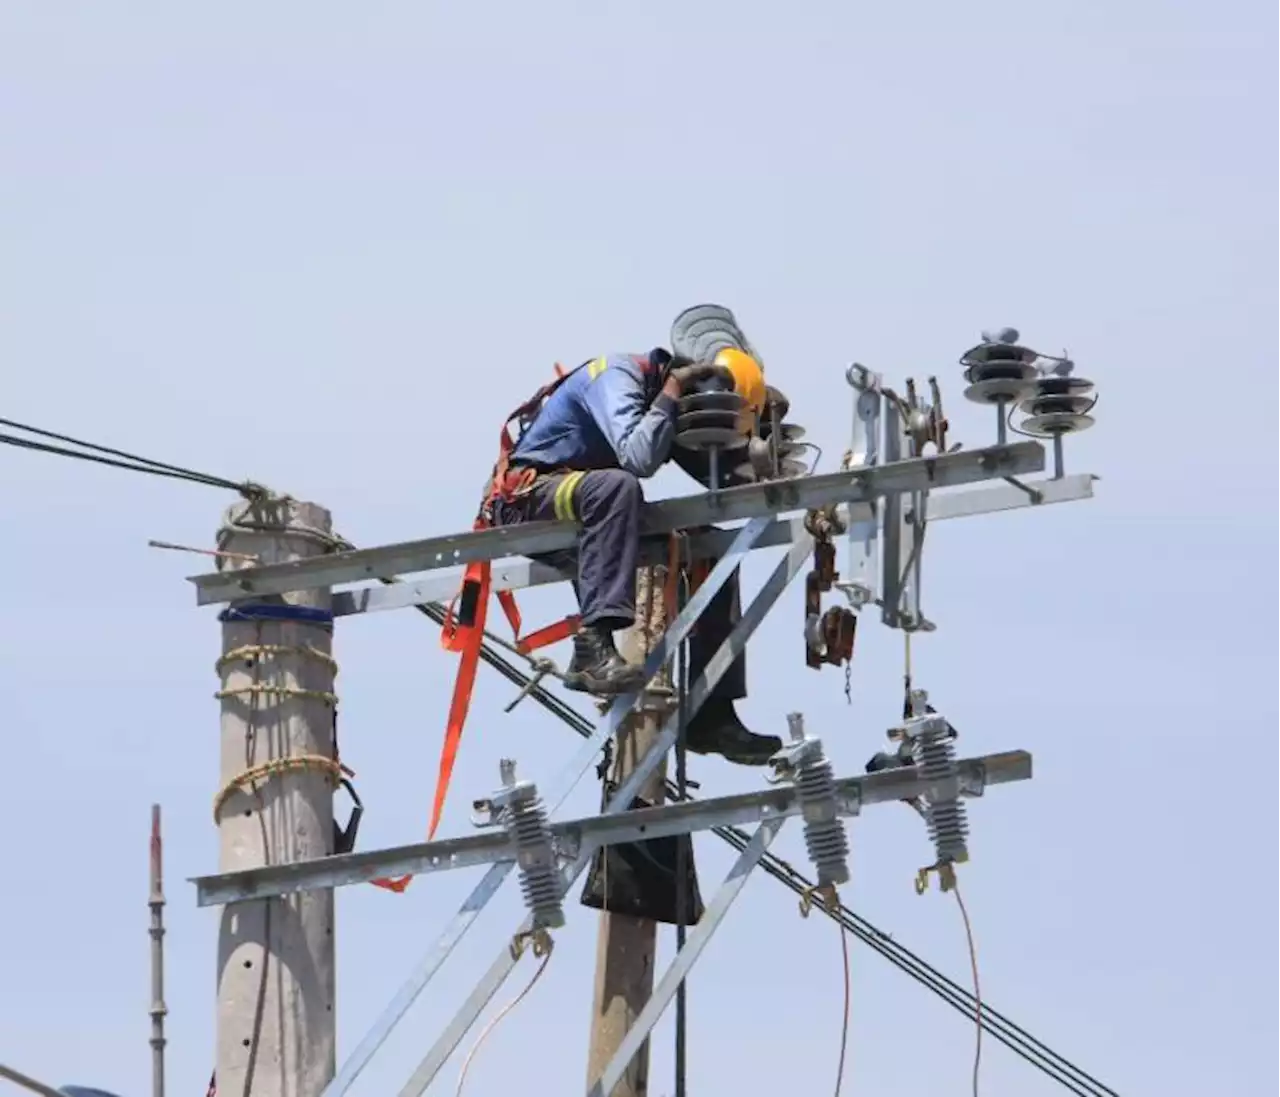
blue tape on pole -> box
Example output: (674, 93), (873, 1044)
(218, 603), (335, 626)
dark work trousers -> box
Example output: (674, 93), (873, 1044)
(490, 468), (746, 704)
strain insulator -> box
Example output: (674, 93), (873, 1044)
(767, 714), (851, 887)
(475, 759), (565, 930)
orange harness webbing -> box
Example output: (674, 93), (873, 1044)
(371, 366), (583, 893)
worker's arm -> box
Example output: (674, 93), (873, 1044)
(581, 357), (679, 478)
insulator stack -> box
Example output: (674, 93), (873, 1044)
(675, 388), (750, 452)
(906, 711), (969, 866)
(487, 760), (565, 930)
(768, 714), (851, 887)
(1015, 373), (1097, 438)
(960, 331), (1040, 407)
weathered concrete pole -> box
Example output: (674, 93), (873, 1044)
(214, 496), (337, 1097)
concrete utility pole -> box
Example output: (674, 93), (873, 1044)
(585, 565), (672, 1097)
(215, 496), (337, 1097)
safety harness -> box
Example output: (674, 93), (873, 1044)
(371, 363), (588, 892)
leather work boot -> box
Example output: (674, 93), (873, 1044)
(683, 699), (782, 766)
(563, 624), (648, 696)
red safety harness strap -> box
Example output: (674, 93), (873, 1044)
(372, 366), (584, 893)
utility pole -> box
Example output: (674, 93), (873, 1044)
(585, 565), (671, 1097)
(215, 496), (337, 1097)
(149, 804), (167, 1097)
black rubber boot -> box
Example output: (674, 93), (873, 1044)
(683, 699), (782, 766)
(563, 624), (648, 696)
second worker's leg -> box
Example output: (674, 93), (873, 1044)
(683, 557), (782, 765)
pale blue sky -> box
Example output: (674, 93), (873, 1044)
(1, 3), (1275, 1096)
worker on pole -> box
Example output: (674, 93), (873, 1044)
(479, 309), (786, 766)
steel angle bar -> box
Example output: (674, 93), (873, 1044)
(330, 516), (811, 618)
(319, 516), (774, 1096)
(189, 442), (1045, 605)
(330, 471), (1095, 619)
(586, 819), (782, 1097)
(396, 533), (816, 1097)
(913, 472), (1095, 521)
(194, 751), (1032, 905)
(842, 364), (882, 609)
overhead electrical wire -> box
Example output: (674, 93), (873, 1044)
(454, 944), (554, 1097)
(954, 883), (984, 1097)
(0, 417), (259, 494)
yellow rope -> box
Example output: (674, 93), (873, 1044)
(212, 753), (345, 822)
(213, 637), (344, 822)
(216, 643), (338, 674)
(215, 683), (339, 705)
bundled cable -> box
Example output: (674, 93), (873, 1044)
(0, 416), (260, 495)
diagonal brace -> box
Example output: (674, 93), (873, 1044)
(394, 532), (816, 1097)
(586, 819), (783, 1097)
(320, 515), (781, 1096)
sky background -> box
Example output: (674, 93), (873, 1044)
(1, 3), (1276, 1096)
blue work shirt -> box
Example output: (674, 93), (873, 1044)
(511, 352), (680, 479)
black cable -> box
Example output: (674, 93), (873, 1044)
(0, 417), (253, 493)
(673, 573), (690, 1097)
(375, 586), (1119, 1097)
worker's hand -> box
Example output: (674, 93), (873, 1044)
(667, 361), (734, 395)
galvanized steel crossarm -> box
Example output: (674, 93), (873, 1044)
(192, 749), (1031, 906)
(188, 441), (1046, 606)
(330, 472), (1095, 619)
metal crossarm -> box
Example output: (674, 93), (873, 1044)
(193, 751), (1032, 905)
(188, 442), (1046, 606)
(315, 516), (774, 1096)
(586, 820), (783, 1097)
(328, 472), (1095, 618)
(393, 535), (817, 1097)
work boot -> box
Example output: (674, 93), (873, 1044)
(563, 624), (648, 697)
(683, 699), (782, 766)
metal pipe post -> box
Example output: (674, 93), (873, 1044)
(585, 565), (672, 1097)
(215, 496), (338, 1097)
(149, 804), (167, 1097)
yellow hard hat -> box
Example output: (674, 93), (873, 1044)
(713, 348), (767, 434)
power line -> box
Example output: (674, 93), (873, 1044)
(0, 417), (258, 494)
(387, 582), (1118, 1097)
